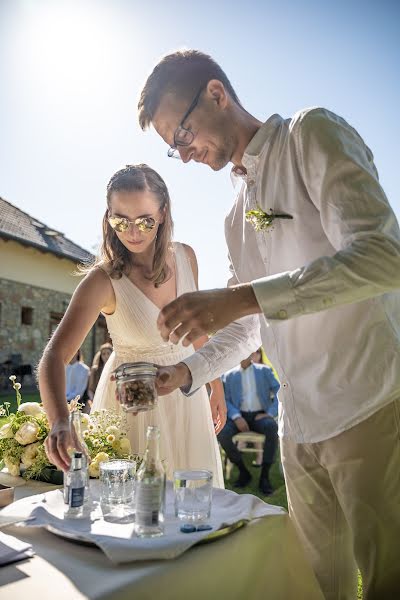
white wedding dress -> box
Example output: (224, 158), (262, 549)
(91, 242), (224, 488)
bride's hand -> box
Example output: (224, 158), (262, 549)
(45, 418), (73, 472)
(209, 380), (227, 435)
(156, 363), (192, 396)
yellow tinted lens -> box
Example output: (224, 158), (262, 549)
(136, 217), (156, 232)
(108, 217), (129, 232)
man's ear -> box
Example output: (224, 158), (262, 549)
(205, 79), (229, 110)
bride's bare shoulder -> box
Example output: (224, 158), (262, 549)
(80, 264), (114, 294)
(177, 242), (199, 282)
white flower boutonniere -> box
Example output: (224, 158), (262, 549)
(245, 206), (293, 232)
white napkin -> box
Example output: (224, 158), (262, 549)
(0, 531), (34, 566)
(1, 482), (285, 564)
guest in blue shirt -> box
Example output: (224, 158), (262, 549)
(218, 352), (280, 495)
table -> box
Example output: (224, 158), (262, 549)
(0, 473), (323, 600)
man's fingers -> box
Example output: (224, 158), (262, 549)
(169, 322), (191, 345)
(182, 328), (206, 347)
(157, 303), (183, 340)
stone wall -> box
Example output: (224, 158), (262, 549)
(0, 277), (108, 376)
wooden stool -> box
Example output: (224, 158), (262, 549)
(224, 432), (266, 480)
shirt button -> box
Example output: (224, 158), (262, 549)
(282, 383), (288, 389)
(278, 309), (287, 319)
(248, 179), (255, 185)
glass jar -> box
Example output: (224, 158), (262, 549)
(114, 362), (158, 413)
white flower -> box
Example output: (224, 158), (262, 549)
(14, 382), (21, 390)
(106, 434), (115, 443)
(9, 375), (16, 381)
(105, 425), (120, 437)
(14, 421), (40, 445)
(0, 422), (14, 439)
(117, 437), (131, 456)
(4, 457), (20, 477)
(81, 415), (90, 428)
(88, 462), (100, 478)
(21, 442), (41, 468)
(17, 402), (45, 417)
(94, 452), (109, 464)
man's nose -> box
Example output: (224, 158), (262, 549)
(179, 146), (193, 163)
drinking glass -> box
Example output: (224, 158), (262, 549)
(99, 459), (136, 522)
(173, 469), (213, 522)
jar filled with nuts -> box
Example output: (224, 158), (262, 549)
(114, 362), (158, 413)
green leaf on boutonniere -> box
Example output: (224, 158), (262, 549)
(245, 206), (293, 232)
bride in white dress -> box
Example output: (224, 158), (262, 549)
(39, 164), (225, 487)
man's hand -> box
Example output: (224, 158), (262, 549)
(156, 362), (192, 396)
(234, 416), (250, 433)
(157, 285), (261, 347)
(44, 418), (73, 472)
(255, 412), (273, 421)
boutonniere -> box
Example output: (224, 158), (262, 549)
(245, 206), (293, 232)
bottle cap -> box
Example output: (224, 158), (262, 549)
(74, 452), (82, 458)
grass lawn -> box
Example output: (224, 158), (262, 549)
(0, 392), (41, 425)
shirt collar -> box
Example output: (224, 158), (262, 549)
(230, 114), (283, 181)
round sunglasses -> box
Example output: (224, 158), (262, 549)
(108, 215), (157, 233)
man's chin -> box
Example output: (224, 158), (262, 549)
(210, 157), (230, 171)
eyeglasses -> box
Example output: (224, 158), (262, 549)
(108, 215), (157, 233)
(167, 85), (205, 159)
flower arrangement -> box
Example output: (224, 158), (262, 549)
(79, 407), (134, 478)
(245, 206), (293, 232)
(0, 377), (134, 480)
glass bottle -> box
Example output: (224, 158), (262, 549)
(63, 411), (90, 505)
(134, 425), (166, 537)
(65, 452), (85, 518)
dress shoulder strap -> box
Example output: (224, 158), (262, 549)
(173, 242), (197, 294)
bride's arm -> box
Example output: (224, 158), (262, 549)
(38, 268), (115, 471)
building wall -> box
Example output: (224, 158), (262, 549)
(0, 238), (80, 294)
(0, 239), (108, 378)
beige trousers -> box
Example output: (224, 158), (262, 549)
(281, 399), (400, 600)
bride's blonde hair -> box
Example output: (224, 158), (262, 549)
(86, 164), (174, 286)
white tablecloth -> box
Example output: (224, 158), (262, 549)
(0, 473), (323, 600)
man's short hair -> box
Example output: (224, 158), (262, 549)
(138, 49), (241, 130)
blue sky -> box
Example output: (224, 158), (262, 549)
(0, 0), (399, 288)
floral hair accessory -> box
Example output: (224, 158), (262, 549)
(245, 206), (293, 232)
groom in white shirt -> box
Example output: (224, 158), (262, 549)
(138, 50), (400, 599)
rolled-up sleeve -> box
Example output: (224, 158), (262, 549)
(251, 108), (400, 320)
(183, 263), (262, 393)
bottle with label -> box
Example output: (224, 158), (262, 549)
(134, 425), (166, 537)
(65, 452), (85, 518)
(64, 411), (90, 506)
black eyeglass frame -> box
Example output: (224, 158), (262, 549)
(167, 85), (206, 158)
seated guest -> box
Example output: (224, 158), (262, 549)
(88, 342), (113, 400)
(218, 353), (280, 495)
(65, 349), (90, 403)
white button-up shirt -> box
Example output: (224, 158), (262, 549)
(184, 107), (400, 443)
(240, 365), (264, 413)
